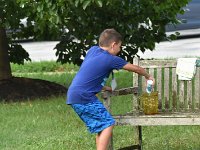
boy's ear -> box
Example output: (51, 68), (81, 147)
(111, 42), (116, 49)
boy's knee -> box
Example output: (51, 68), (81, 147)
(106, 125), (114, 131)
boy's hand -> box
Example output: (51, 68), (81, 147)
(147, 76), (155, 86)
(102, 86), (112, 92)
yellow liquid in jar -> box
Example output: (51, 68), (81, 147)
(141, 91), (158, 115)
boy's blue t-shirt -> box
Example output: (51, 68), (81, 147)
(67, 46), (128, 104)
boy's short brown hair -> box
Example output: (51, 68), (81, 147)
(99, 29), (122, 47)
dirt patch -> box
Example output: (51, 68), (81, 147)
(0, 77), (67, 102)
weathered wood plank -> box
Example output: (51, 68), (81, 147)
(161, 68), (165, 111)
(140, 59), (177, 68)
(164, 68), (170, 111)
(114, 113), (200, 126)
(101, 87), (138, 98)
(168, 68), (172, 111)
(172, 68), (177, 111)
(187, 80), (192, 110)
(196, 68), (200, 109)
(192, 78), (195, 110)
(103, 92), (113, 150)
(116, 117), (200, 126)
(112, 87), (138, 96)
(133, 57), (140, 112)
(157, 68), (162, 110)
(179, 81), (185, 110)
(141, 75), (146, 92)
(149, 68), (154, 89)
(103, 91), (112, 112)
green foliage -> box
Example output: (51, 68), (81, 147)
(16, 0), (71, 40)
(0, 0), (32, 65)
(1, 0), (191, 65)
(54, 0), (191, 65)
(75, 0), (103, 9)
(9, 43), (31, 64)
(0, 0), (27, 29)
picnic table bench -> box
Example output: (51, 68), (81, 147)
(102, 57), (200, 150)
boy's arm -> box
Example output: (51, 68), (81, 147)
(123, 63), (154, 81)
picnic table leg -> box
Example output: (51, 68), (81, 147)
(138, 126), (142, 150)
(102, 91), (113, 150)
(135, 126), (142, 150)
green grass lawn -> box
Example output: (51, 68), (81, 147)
(1, 96), (200, 150)
(0, 62), (200, 150)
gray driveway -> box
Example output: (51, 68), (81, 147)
(21, 41), (59, 62)
(21, 31), (200, 62)
(137, 37), (200, 59)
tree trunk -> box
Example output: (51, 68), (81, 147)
(0, 27), (12, 80)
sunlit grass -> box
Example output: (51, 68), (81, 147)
(11, 61), (79, 73)
(1, 96), (200, 150)
(0, 97), (96, 150)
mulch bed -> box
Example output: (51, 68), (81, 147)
(0, 77), (67, 102)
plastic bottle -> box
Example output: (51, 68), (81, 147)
(146, 80), (153, 94)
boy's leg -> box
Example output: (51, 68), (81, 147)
(96, 125), (114, 150)
(71, 101), (115, 149)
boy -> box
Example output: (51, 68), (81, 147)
(67, 29), (154, 150)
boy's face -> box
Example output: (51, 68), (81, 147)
(112, 41), (122, 55)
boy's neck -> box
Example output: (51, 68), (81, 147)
(100, 46), (115, 55)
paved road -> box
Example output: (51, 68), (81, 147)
(137, 37), (200, 59)
(21, 36), (200, 62)
(21, 41), (59, 62)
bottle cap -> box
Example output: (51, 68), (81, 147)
(147, 80), (153, 85)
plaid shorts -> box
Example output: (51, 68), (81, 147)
(71, 101), (115, 133)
